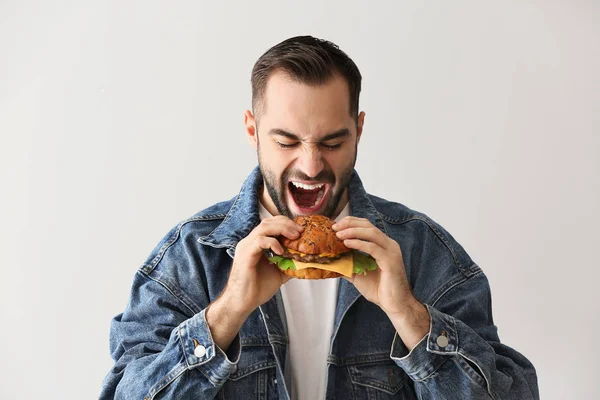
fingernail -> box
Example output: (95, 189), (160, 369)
(332, 224), (339, 230)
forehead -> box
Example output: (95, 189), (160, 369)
(260, 71), (353, 139)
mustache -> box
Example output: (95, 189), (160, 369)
(282, 169), (335, 185)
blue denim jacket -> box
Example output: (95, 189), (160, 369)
(100, 166), (539, 399)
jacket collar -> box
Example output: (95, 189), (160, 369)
(197, 166), (263, 254)
(198, 165), (387, 254)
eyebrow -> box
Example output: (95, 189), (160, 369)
(268, 128), (351, 142)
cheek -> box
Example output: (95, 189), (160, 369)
(267, 151), (296, 178)
(263, 143), (293, 165)
(327, 149), (354, 170)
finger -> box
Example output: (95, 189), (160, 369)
(335, 227), (388, 248)
(264, 215), (304, 231)
(342, 238), (384, 259)
(255, 236), (285, 255)
(261, 216), (304, 230)
(255, 221), (303, 239)
(332, 217), (372, 230)
(281, 273), (293, 284)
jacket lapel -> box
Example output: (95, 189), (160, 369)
(332, 170), (387, 342)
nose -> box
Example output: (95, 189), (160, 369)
(297, 146), (324, 179)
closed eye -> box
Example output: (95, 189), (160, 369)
(275, 141), (299, 149)
(321, 143), (342, 150)
(275, 141), (342, 150)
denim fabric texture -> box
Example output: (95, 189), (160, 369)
(100, 166), (539, 399)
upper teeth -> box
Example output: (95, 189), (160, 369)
(291, 182), (325, 190)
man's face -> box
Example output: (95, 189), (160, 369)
(247, 71), (364, 219)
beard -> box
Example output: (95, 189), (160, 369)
(257, 140), (357, 219)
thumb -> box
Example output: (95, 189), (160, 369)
(281, 272), (293, 285)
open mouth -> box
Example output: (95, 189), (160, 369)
(288, 181), (329, 212)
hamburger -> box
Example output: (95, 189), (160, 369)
(267, 214), (377, 279)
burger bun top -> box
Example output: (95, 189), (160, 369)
(281, 215), (349, 256)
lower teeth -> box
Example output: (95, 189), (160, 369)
(310, 188), (325, 208)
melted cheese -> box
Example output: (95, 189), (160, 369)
(293, 253), (354, 278)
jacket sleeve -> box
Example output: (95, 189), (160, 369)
(99, 270), (240, 399)
(390, 271), (539, 399)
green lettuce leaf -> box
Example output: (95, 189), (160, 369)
(352, 251), (378, 275)
(268, 255), (296, 271)
(268, 252), (377, 275)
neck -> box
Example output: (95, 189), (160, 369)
(332, 190), (349, 219)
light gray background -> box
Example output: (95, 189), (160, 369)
(1, 1), (598, 399)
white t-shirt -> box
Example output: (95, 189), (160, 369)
(258, 203), (350, 400)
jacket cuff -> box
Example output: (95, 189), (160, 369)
(390, 304), (459, 381)
(178, 308), (241, 386)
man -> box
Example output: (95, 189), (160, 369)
(100, 36), (539, 399)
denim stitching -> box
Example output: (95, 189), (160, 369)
(195, 363), (223, 386)
(381, 215), (463, 272)
(196, 238), (236, 249)
(267, 335), (287, 345)
(146, 362), (187, 399)
(240, 338), (271, 346)
(155, 270), (205, 313)
(430, 270), (483, 308)
(347, 364), (404, 394)
(142, 214), (227, 274)
(346, 364), (405, 394)
(412, 356), (452, 382)
(228, 360), (276, 381)
(140, 271), (197, 316)
(458, 351), (494, 399)
(199, 189), (245, 244)
(333, 353), (394, 366)
(258, 306), (292, 397)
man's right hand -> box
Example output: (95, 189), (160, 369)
(206, 215), (303, 351)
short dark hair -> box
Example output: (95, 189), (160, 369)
(251, 35), (362, 122)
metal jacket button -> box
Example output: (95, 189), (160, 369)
(194, 344), (207, 358)
(436, 330), (449, 348)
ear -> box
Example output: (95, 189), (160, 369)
(244, 110), (258, 150)
(356, 111), (366, 144)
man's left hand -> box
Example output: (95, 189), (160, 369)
(333, 216), (430, 350)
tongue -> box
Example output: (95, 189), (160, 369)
(292, 187), (321, 208)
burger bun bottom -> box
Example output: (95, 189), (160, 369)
(281, 267), (342, 280)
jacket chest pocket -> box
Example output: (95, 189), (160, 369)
(347, 361), (412, 399)
(217, 344), (279, 400)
